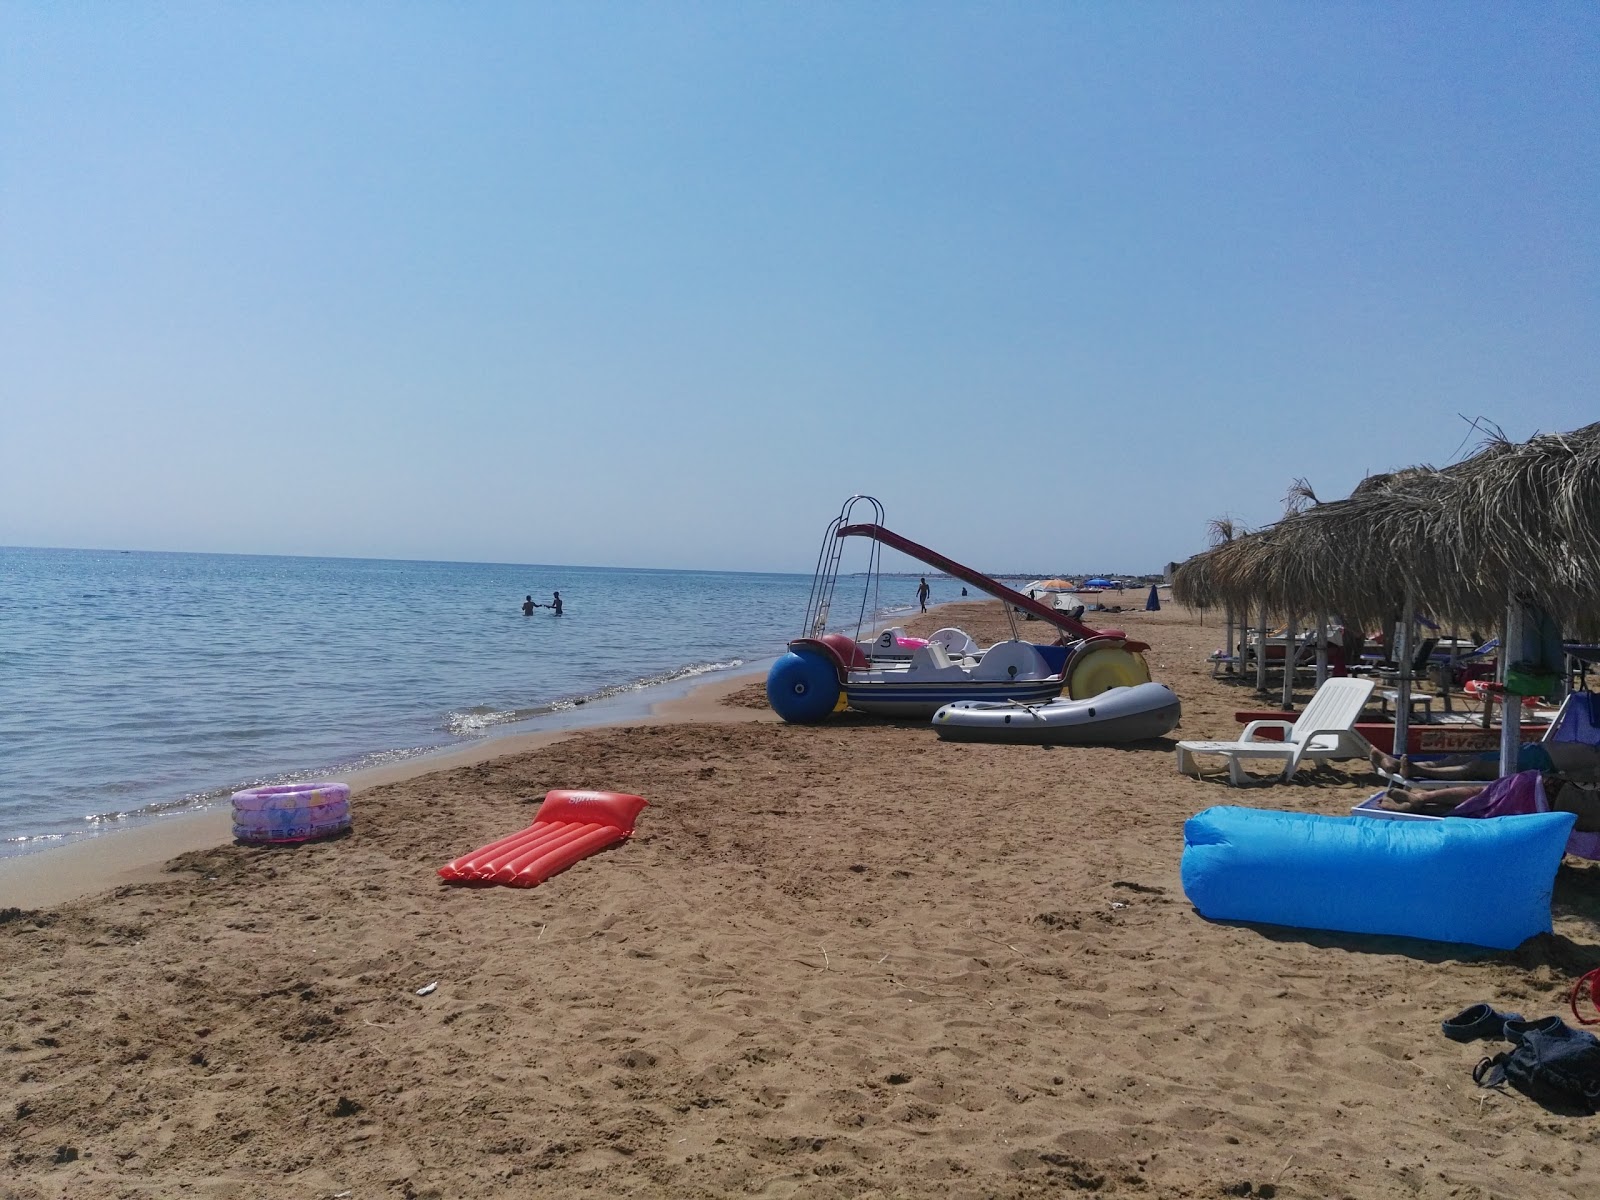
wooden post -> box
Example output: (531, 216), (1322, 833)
(1443, 624), (1458, 715)
(1281, 614), (1298, 711)
(1224, 607), (1235, 674)
(1255, 603), (1269, 695)
(1499, 600), (1523, 778)
(1393, 588), (1414, 758)
(1315, 606), (1329, 686)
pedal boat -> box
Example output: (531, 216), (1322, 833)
(767, 496), (1157, 723)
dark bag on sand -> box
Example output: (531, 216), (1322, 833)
(1475, 1018), (1600, 1113)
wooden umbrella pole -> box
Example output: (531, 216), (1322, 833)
(1443, 624), (1457, 715)
(1281, 614), (1298, 711)
(1255, 602), (1269, 694)
(1224, 607), (1235, 674)
(1394, 589), (1414, 758)
(1499, 600), (1523, 777)
(1315, 606), (1329, 686)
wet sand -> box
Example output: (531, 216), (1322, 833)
(4, 599), (1598, 1199)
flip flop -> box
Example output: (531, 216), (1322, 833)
(1441, 1003), (1524, 1042)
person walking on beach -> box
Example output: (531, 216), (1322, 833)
(917, 577), (930, 612)
(551, 591), (563, 616)
(522, 595), (536, 616)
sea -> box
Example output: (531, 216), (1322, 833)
(0, 547), (968, 856)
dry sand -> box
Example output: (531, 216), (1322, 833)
(4, 599), (1599, 1199)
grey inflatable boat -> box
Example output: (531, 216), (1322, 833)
(932, 681), (1180, 745)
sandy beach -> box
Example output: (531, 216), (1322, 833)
(5, 598), (1598, 1199)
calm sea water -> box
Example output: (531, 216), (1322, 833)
(0, 548), (965, 854)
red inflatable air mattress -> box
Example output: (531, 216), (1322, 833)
(438, 790), (648, 888)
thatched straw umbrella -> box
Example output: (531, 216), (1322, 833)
(1172, 527), (1273, 612)
(1179, 424), (1600, 633)
(1171, 422), (1600, 761)
(1176, 518), (1252, 676)
(1443, 422), (1600, 770)
(1173, 527), (1293, 695)
(1446, 422), (1600, 635)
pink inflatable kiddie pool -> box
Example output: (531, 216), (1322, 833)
(231, 782), (351, 844)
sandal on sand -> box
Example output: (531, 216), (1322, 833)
(1442, 1003), (1524, 1042)
(1502, 1016), (1564, 1046)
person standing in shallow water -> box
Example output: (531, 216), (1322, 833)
(551, 591), (563, 616)
(522, 595), (536, 616)
(917, 577), (930, 611)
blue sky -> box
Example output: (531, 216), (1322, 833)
(4, 3), (1595, 575)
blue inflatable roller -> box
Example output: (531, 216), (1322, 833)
(766, 647), (841, 723)
(1181, 806), (1575, 950)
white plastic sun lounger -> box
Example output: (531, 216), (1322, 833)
(1175, 677), (1375, 785)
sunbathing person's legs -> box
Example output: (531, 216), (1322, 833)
(1368, 746), (1499, 781)
(1373, 742), (1574, 781)
(1380, 780), (1489, 815)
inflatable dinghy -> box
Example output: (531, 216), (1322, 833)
(438, 790), (647, 888)
(932, 682), (1180, 745)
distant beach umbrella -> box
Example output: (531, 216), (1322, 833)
(1145, 585), (1161, 611)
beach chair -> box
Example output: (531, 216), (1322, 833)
(1352, 636), (1438, 681)
(1451, 636), (1499, 679)
(1175, 677), (1375, 785)
(1549, 689), (1600, 747)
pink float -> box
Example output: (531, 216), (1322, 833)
(438, 790), (647, 888)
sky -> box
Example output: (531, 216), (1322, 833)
(3, 3), (1596, 576)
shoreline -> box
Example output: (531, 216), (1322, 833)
(0, 599), (962, 911)
(0, 662), (774, 910)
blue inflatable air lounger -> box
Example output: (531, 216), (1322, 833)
(1181, 805), (1575, 950)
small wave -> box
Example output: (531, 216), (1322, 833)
(445, 706), (521, 736)
(440, 658), (747, 735)
(77, 787), (235, 828)
(565, 657), (746, 707)
(3, 831), (69, 847)
(65, 754), (432, 832)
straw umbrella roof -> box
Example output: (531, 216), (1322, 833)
(1169, 548), (1218, 610)
(1172, 423), (1600, 634)
(1449, 422), (1600, 626)
(1170, 518), (1242, 611)
(1172, 526), (1265, 612)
